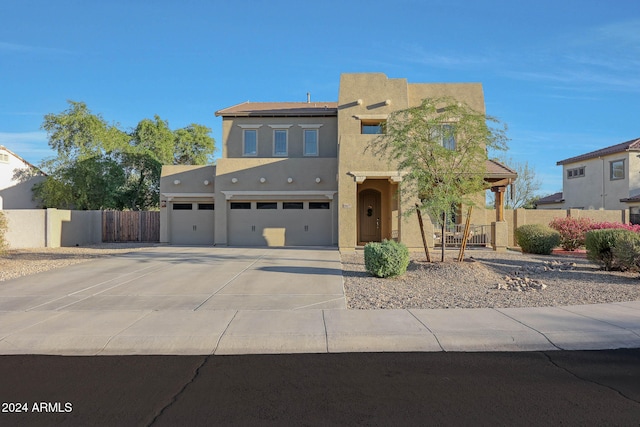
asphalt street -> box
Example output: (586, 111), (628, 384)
(1, 350), (639, 426)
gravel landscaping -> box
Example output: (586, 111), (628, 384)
(342, 248), (640, 309)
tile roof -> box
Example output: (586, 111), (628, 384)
(536, 191), (564, 205)
(215, 102), (338, 117)
(485, 159), (517, 178)
(557, 138), (640, 165)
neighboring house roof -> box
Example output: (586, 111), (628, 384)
(557, 137), (640, 165)
(536, 191), (564, 205)
(215, 102), (338, 117)
(0, 145), (46, 176)
(620, 194), (640, 203)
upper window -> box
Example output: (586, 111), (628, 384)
(243, 129), (257, 156)
(361, 120), (385, 134)
(610, 160), (625, 180)
(0, 151), (9, 163)
(435, 124), (456, 150)
(273, 129), (288, 156)
(567, 166), (585, 179)
(304, 129), (318, 156)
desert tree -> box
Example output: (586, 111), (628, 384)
(373, 97), (508, 261)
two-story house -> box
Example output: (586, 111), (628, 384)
(0, 145), (45, 209)
(537, 138), (640, 219)
(159, 73), (516, 250)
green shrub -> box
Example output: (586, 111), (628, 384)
(612, 232), (640, 272)
(585, 229), (632, 271)
(364, 239), (410, 278)
(0, 211), (7, 253)
(514, 224), (560, 255)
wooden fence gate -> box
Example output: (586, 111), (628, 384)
(102, 211), (160, 243)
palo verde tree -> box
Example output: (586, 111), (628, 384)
(34, 100), (216, 210)
(373, 97), (508, 261)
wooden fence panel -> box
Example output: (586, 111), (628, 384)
(102, 211), (160, 243)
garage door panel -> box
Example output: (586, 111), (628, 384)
(170, 202), (215, 245)
(228, 201), (331, 246)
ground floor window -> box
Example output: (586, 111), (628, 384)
(283, 202), (303, 209)
(230, 202), (251, 209)
(257, 202), (277, 209)
(309, 202), (330, 209)
(198, 203), (214, 210)
(173, 203), (193, 210)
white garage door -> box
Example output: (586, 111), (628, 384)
(170, 202), (215, 245)
(228, 201), (332, 246)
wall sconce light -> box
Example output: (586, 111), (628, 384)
(384, 99), (391, 106)
(356, 99), (363, 105)
(231, 178), (238, 184)
(173, 180), (181, 185)
(203, 180), (210, 186)
(287, 177), (293, 183)
(259, 177), (266, 183)
(315, 177), (321, 183)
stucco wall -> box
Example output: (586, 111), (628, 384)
(2, 208), (102, 249)
(223, 116), (338, 159)
(561, 152), (634, 210)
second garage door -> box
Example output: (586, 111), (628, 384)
(227, 201), (332, 246)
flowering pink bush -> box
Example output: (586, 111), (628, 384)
(590, 222), (640, 232)
(549, 217), (594, 251)
(549, 217), (640, 251)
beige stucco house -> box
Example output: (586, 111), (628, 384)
(537, 138), (640, 222)
(160, 73), (516, 250)
(0, 145), (45, 209)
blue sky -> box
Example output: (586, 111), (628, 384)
(1, 0), (639, 197)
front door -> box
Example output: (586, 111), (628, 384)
(359, 189), (381, 243)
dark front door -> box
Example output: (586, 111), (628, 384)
(359, 189), (381, 243)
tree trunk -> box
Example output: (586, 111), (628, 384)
(441, 211), (446, 262)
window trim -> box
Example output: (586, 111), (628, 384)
(610, 159), (625, 181)
(360, 119), (386, 135)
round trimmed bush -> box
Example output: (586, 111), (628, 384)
(514, 224), (560, 255)
(586, 228), (634, 271)
(364, 239), (410, 278)
(612, 231), (640, 272)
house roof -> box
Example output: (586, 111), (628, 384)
(620, 194), (640, 204)
(485, 159), (517, 179)
(215, 102), (338, 117)
(0, 145), (45, 174)
(557, 137), (640, 165)
(536, 191), (564, 205)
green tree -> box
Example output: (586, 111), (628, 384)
(373, 97), (508, 261)
(34, 101), (216, 211)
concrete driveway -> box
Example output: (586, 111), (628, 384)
(0, 246), (346, 312)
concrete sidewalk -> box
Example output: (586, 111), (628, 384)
(0, 302), (639, 355)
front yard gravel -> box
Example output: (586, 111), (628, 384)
(342, 248), (640, 309)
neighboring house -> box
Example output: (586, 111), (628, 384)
(0, 145), (45, 209)
(537, 138), (640, 219)
(160, 73), (516, 249)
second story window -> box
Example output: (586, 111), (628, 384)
(243, 129), (257, 156)
(610, 159), (625, 180)
(435, 124), (456, 150)
(567, 167), (585, 179)
(273, 129), (288, 156)
(304, 129), (318, 156)
(0, 151), (9, 163)
(361, 120), (385, 134)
